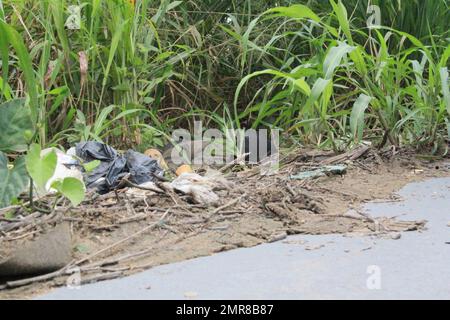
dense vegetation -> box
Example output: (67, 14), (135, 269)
(0, 0), (449, 154)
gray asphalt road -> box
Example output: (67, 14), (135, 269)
(40, 177), (450, 300)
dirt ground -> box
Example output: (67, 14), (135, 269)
(1, 146), (449, 299)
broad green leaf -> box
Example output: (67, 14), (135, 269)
(235, 68), (315, 108)
(438, 45), (450, 70)
(0, 152), (29, 208)
(0, 99), (33, 152)
(92, 105), (116, 139)
(323, 42), (355, 79)
(302, 78), (332, 114)
(330, 0), (353, 45)
(263, 4), (338, 37)
(294, 78), (311, 96)
(167, 1), (183, 11)
(51, 177), (85, 207)
(378, 26), (433, 63)
(321, 80), (334, 116)
(264, 5), (321, 23)
(349, 46), (367, 75)
(234, 69), (297, 126)
(0, 21), (38, 123)
(350, 94), (372, 142)
(25, 144), (57, 190)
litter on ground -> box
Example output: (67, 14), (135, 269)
(290, 165), (347, 180)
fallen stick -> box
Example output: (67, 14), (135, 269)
(4, 230), (39, 241)
(132, 261), (156, 271)
(80, 265), (131, 273)
(204, 194), (246, 222)
(79, 271), (124, 285)
(155, 182), (181, 205)
(215, 214), (242, 222)
(0, 194), (52, 216)
(117, 213), (149, 224)
(218, 210), (244, 216)
(0, 212), (43, 233)
(81, 248), (156, 270)
(5, 261), (75, 289)
(0, 205), (21, 216)
(0, 217), (22, 222)
(122, 178), (164, 193)
(268, 232), (288, 243)
(320, 145), (370, 165)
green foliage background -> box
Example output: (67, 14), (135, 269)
(0, 0), (449, 153)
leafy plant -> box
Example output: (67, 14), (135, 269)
(0, 99), (33, 152)
(0, 38), (87, 209)
(0, 152), (29, 208)
(25, 143), (86, 207)
(233, 0), (450, 151)
(0, 0), (448, 158)
(0, 19), (40, 143)
(25, 144), (57, 191)
(350, 94), (372, 143)
(51, 177), (85, 207)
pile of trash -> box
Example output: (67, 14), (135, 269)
(35, 141), (165, 195)
(74, 141), (164, 194)
(72, 141), (229, 205)
(126, 168), (232, 206)
(1, 140), (233, 279)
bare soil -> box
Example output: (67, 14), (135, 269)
(1, 147), (449, 299)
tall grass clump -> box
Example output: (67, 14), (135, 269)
(0, 0), (449, 154)
(233, 0), (450, 153)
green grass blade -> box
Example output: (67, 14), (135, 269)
(350, 94), (372, 142)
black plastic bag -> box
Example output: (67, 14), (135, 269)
(125, 150), (163, 185)
(76, 141), (163, 193)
